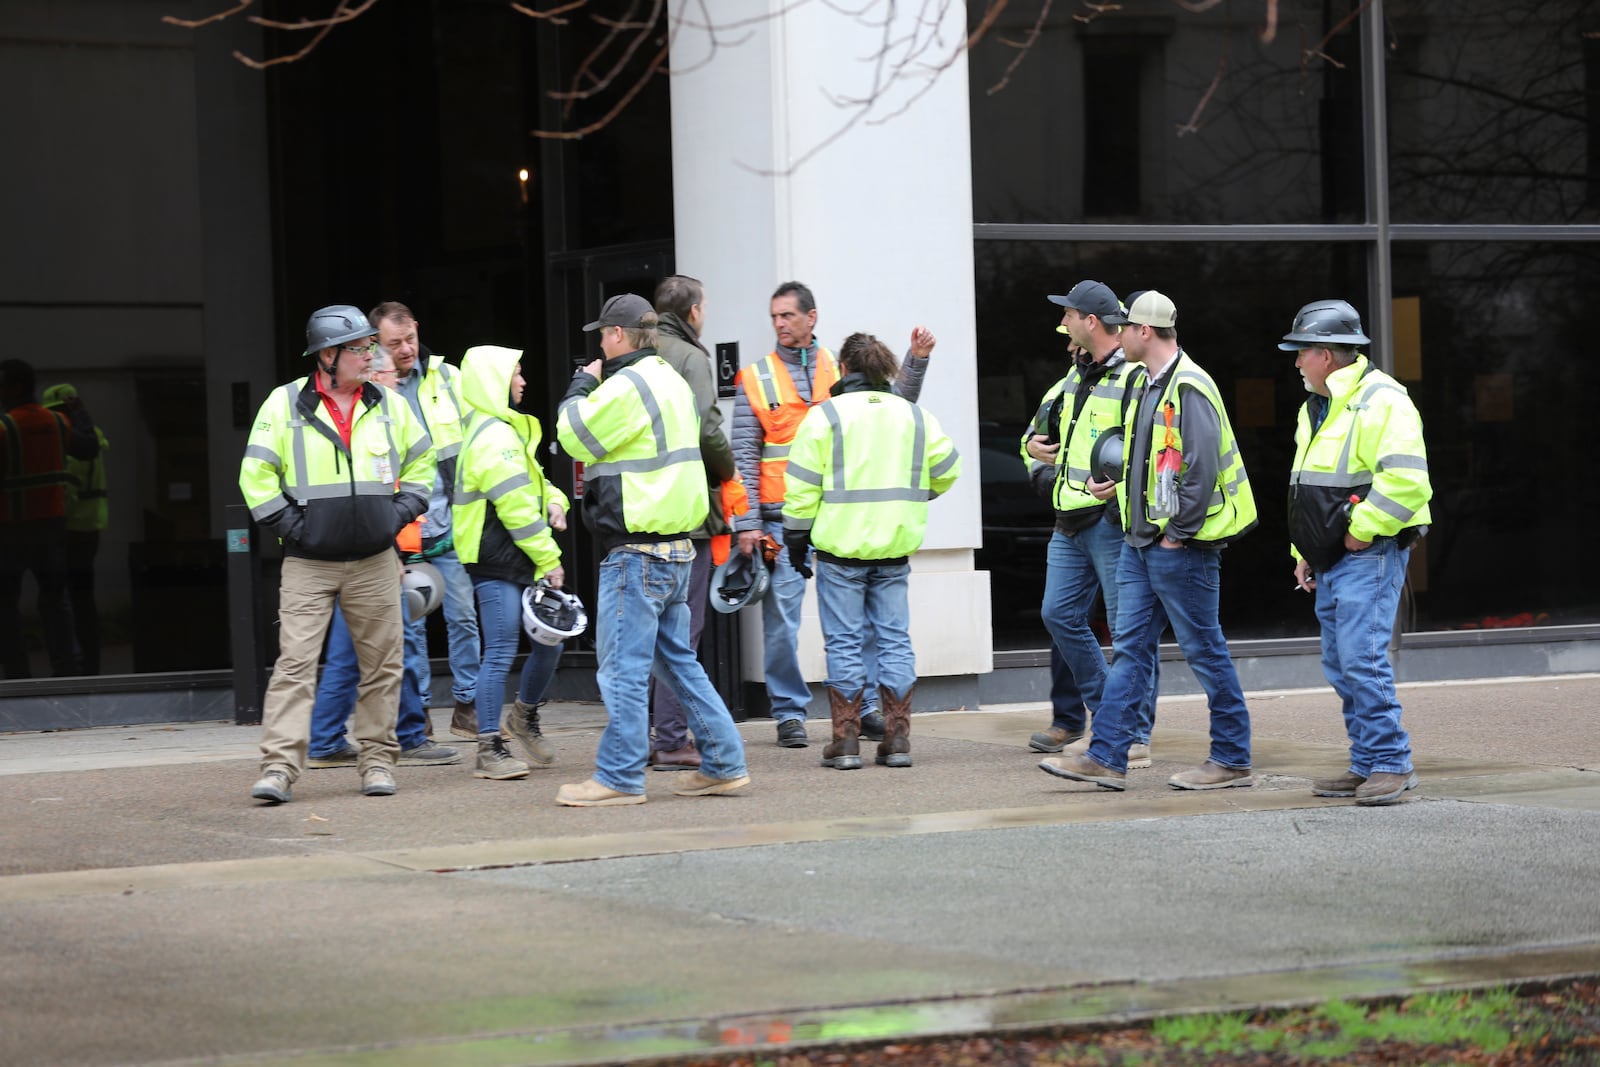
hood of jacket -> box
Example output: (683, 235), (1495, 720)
(460, 345), (541, 443)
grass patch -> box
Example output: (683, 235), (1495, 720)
(1151, 985), (1545, 1061)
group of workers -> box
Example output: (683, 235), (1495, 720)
(1024, 282), (1432, 806)
(238, 273), (1431, 811)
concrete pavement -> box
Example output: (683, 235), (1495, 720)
(2, 674), (1598, 1065)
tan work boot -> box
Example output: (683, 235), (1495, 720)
(821, 687), (863, 770)
(473, 735), (529, 780)
(1355, 771), (1418, 806)
(1168, 761), (1253, 790)
(1312, 770), (1366, 797)
(874, 684), (914, 768)
(449, 700), (478, 740)
(502, 698), (556, 766)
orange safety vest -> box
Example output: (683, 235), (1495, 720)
(709, 472), (750, 566)
(736, 348), (838, 503)
(0, 403), (72, 525)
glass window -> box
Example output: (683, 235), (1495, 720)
(1387, 1), (1596, 224)
(974, 239), (1366, 645)
(1391, 241), (1600, 628)
(967, 1), (1365, 225)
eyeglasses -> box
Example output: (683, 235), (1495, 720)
(340, 342), (376, 355)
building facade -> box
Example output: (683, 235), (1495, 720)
(2, 0), (1597, 720)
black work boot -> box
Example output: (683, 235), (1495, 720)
(875, 684), (914, 768)
(821, 687), (863, 770)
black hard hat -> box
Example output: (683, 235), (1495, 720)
(1089, 427), (1126, 483)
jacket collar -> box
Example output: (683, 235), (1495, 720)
(601, 346), (657, 379)
(829, 371), (889, 396)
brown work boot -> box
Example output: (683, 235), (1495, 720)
(1312, 770), (1366, 797)
(821, 687), (863, 770)
(648, 745), (701, 772)
(1028, 726), (1084, 753)
(1355, 771), (1418, 806)
(1038, 752), (1126, 790)
(874, 684), (913, 768)
(503, 698), (556, 766)
(449, 700), (478, 740)
(1168, 761), (1254, 790)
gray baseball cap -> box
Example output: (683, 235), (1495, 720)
(582, 294), (653, 332)
(1047, 280), (1129, 326)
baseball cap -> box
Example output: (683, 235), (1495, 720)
(1047, 280), (1129, 326)
(582, 294), (654, 332)
(42, 383), (78, 408)
(1125, 291), (1178, 329)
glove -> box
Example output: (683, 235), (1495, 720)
(783, 529), (813, 579)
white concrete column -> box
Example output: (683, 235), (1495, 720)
(667, 1), (992, 694)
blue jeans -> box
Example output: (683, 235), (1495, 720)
(1315, 539), (1413, 777)
(413, 549), (479, 708)
(1048, 644), (1087, 734)
(472, 576), (562, 736)
(310, 598), (429, 756)
(593, 548), (748, 795)
(1087, 542), (1250, 773)
(1042, 516), (1158, 743)
(760, 519), (882, 721)
(814, 559), (915, 701)
(648, 541), (713, 751)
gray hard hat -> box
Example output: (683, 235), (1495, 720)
(710, 551), (770, 614)
(303, 304), (375, 357)
(1279, 299), (1371, 350)
(401, 561), (444, 622)
(1089, 427), (1126, 484)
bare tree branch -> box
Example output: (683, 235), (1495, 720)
(531, 44), (671, 139)
(987, 0), (1050, 96)
(162, 0), (254, 30)
(508, 0), (588, 25)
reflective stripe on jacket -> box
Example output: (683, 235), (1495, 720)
(782, 377), (961, 562)
(1116, 352), (1256, 545)
(557, 349), (709, 556)
(63, 426), (110, 531)
(239, 376), (434, 560)
(453, 344), (566, 584)
(0, 404), (72, 525)
(1289, 355), (1432, 569)
(1050, 352), (1144, 515)
(737, 348), (838, 504)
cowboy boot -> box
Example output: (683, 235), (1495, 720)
(875, 684), (913, 768)
(820, 687), (863, 770)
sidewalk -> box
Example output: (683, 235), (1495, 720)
(2, 675), (1598, 1066)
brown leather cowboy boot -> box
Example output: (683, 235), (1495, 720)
(821, 687), (863, 770)
(875, 684), (913, 768)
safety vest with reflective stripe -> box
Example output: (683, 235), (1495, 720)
(1289, 355), (1431, 567)
(0, 403), (72, 525)
(737, 348), (838, 503)
(782, 383), (961, 561)
(556, 350), (709, 550)
(63, 426), (110, 532)
(417, 355), (467, 465)
(1116, 352), (1256, 544)
(239, 377), (435, 559)
(454, 412), (567, 581)
(1050, 352), (1145, 514)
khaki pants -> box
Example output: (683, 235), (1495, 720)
(259, 552), (403, 780)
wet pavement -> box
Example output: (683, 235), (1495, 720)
(2, 674), (1598, 1065)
